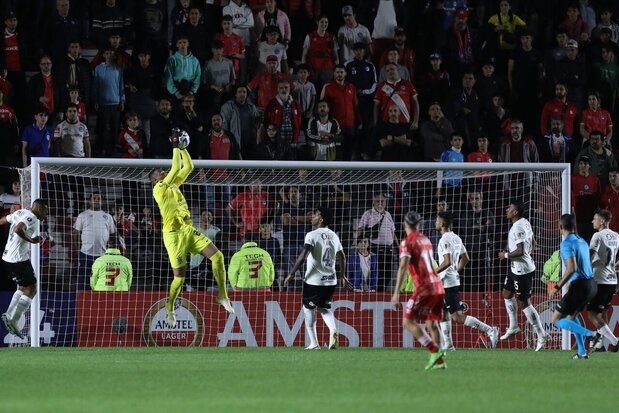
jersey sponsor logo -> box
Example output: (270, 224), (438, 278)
(142, 297), (205, 346)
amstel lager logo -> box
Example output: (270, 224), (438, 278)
(142, 297), (205, 347)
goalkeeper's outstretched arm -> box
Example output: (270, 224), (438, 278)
(175, 149), (194, 186)
(163, 147), (182, 185)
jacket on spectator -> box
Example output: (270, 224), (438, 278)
(45, 13), (81, 62)
(174, 21), (210, 63)
(499, 136), (539, 163)
(255, 9), (291, 44)
(347, 251), (378, 291)
(54, 53), (92, 105)
(164, 51), (201, 96)
(420, 116), (454, 161)
(306, 116), (343, 161)
(220, 99), (261, 151)
(574, 146), (618, 180)
(320, 81), (358, 130)
(25, 73), (65, 117)
(539, 133), (575, 163)
(93, 63), (125, 106)
(264, 96), (302, 144)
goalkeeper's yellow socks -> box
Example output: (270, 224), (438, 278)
(210, 251), (228, 299)
(167, 276), (184, 312)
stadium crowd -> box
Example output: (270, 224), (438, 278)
(1, 0), (619, 293)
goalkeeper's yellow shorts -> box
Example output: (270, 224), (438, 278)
(163, 225), (212, 269)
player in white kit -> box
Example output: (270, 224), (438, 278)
(498, 200), (549, 350)
(1, 199), (48, 339)
(435, 212), (499, 350)
(586, 209), (619, 352)
(284, 206), (351, 350)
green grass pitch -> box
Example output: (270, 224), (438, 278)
(0, 348), (614, 413)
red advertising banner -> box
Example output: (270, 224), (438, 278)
(76, 292), (619, 348)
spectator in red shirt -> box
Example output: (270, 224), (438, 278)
(571, 156), (600, 242)
(559, 4), (589, 44)
(467, 135), (494, 163)
(373, 63), (419, 129)
(600, 168), (619, 233)
(302, 15), (339, 93)
(540, 82), (578, 138)
(248, 55), (289, 110)
(217, 15), (246, 80)
(117, 111), (145, 159)
(320, 64), (359, 160)
(579, 92), (613, 147)
(203, 113), (240, 162)
(1, 11), (26, 115)
(226, 178), (272, 241)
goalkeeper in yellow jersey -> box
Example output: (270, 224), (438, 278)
(149, 128), (234, 327)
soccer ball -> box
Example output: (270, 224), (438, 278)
(171, 128), (191, 150)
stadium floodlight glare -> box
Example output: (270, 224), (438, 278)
(18, 158), (570, 350)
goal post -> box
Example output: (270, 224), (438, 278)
(19, 158), (570, 349)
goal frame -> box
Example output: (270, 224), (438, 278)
(27, 158), (571, 349)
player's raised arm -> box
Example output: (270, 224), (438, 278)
(163, 146), (183, 186)
(175, 148), (195, 186)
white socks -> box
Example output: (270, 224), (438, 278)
(11, 295), (32, 322)
(320, 308), (337, 332)
(440, 313), (453, 348)
(504, 297), (518, 329)
(303, 307), (318, 348)
(598, 325), (619, 346)
(523, 305), (546, 337)
(5, 290), (24, 319)
(464, 315), (492, 333)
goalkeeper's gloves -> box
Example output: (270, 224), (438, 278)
(169, 128), (182, 148)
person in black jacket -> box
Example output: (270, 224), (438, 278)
(148, 97), (174, 159)
(44, 0), (81, 64)
(26, 55), (65, 123)
(53, 40), (92, 107)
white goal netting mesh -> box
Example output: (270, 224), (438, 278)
(10, 161), (566, 349)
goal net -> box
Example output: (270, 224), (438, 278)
(10, 159), (569, 349)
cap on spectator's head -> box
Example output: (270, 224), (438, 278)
(342, 5), (354, 16)
(482, 56), (496, 66)
(266, 54), (278, 62)
(394, 26), (406, 35)
(429, 52), (442, 60)
(579, 155), (591, 164)
(565, 39), (578, 49)
(455, 7), (469, 19)
(4, 11), (16, 20)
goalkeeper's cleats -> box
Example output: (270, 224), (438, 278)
(425, 350), (445, 370)
(488, 327), (499, 348)
(165, 310), (177, 328)
(535, 334), (550, 352)
(328, 330), (339, 350)
(305, 344), (320, 350)
(500, 326), (521, 340)
(2, 313), (24, 339)
(217, 297), (235, 314)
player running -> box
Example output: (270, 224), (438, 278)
(586, 209), (619, 352)
(549, 214), (599, 359)
(392, 211), (446, 370)
(435, 212), (499, 350)
(498, 200), (549, 350)
(149, 129), (233, 328)
(283, 206), (351, 350)
(1, 199), (49, 339)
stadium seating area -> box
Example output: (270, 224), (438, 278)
(0, 0), (618, 293)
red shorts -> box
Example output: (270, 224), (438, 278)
(404, 293), (445, 322)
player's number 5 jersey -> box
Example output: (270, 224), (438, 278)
(3, 209), (38, 263)
(153, 181), (191, 232)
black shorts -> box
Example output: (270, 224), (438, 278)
(443, 286), (464, 314)
(503, 270), (534, 300)
(2, 260), (36, 287)
(302, 283), (336, 309)
(556, 278), (597, 316)
(587, 284), (617, 313)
